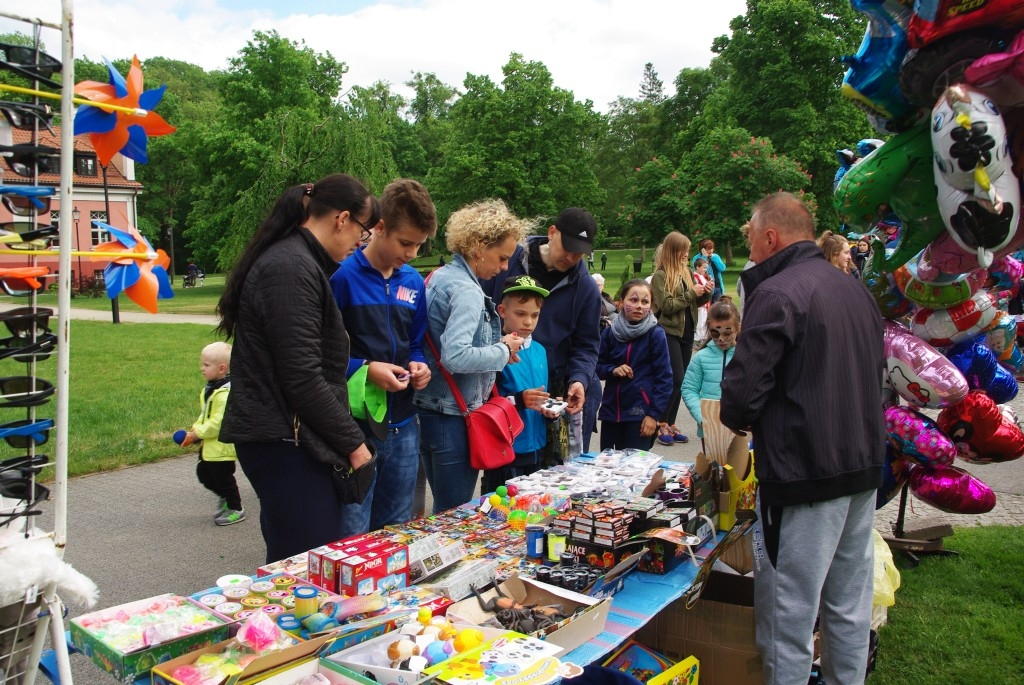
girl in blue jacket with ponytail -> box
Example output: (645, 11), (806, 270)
(681, 298), (742, 452)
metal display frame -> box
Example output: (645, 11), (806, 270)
(0, 3), (76, 685)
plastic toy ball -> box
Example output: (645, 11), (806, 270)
(422, 641), (450, 666)
(453, 628), (485, 653)
(495, 485), (508, 497)
(488, 494), (502, 507)
(506, 484), (519, 497)
(507, 496), (516, 508)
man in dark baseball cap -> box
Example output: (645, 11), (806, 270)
(554, 208), (597, 255)
(479, 206), (603, 463)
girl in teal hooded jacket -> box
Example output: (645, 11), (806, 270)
(682, 299), (741, 443)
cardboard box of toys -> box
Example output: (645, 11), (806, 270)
(337, 542), (410, 597)
(699, 398), (757, 531)
(423, 631), (570, 685)
(326, 622), (506, 685)
(603, 639), (699, 685)
(445, 575), (611, 654)
(69, 595), (233, 683)
(634, 510), (760, 685)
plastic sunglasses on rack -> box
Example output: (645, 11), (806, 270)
(0, 453), (49, 478)
(0, 376), (55, 408)
(0, 42), (62, 90)
(0, 333), (56, 362)
(0, 222), (58, 246)
(0, 307), (52, 338)
(0, 143), (59, 177)
(0, 100), (55, 134)
(0, 478), (49, 522)
(0, 185), (54, 215)
(0, 418), (53, 448)
(0, 269), (51, 296)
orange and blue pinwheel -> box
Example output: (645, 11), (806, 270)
(93, 222), (173, 313)
(73, 56), (175, 166)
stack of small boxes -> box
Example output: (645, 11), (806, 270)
(308, 532), (410, 597)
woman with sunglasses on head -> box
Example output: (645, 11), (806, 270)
(217, 174), (379, 564)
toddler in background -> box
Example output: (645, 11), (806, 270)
(180, 341), (243, 526)
(681, 298), (741, 452)
(691, 257), (712, 347)
(596, 279), (672, 450)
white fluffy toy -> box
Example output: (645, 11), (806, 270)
(0, 527), (98, 608)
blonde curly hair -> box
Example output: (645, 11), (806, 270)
(445, 199), (531, 256)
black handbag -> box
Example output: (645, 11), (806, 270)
(295, 416), (378, 505)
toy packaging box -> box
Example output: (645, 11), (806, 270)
(446, 575), (610, 655)
(338, 542), (410, 597)
(69, 594), (232, 683)
(423, 632), (570, 685)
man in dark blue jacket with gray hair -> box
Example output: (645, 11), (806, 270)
(721, 192), (885, 685)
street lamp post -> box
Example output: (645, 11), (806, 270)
(72, 206), (83, 291)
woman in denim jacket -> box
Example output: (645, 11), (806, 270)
(415, 200), (530, 512)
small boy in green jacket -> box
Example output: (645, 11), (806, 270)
(181, 341), (243, 526)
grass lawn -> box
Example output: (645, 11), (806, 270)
(30, 320), (220, 479)
(871, 526), (1024, 683)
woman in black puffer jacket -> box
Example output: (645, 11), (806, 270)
(217, 174), (379, 564)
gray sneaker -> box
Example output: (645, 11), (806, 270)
(214, 498), (228, 520)
(215, 508), (245, 526)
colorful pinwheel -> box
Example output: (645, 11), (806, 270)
(73, 56), (176, 166)
(93, 222), (173, 313)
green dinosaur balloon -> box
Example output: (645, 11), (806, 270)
(834, 123), (946, 272)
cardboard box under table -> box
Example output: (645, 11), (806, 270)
(69, 594), (232, 683)
(634, 513), (761, 685)
(445, 576), (610, 654)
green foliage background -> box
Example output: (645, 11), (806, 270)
(6, 0), (876, 272)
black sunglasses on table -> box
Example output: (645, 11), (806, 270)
(0, 42), (62, 90)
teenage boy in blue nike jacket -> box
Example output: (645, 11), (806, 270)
(330, 178), (437, 535)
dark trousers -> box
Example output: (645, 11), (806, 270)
(660, 331), (692, 428)
(599, 421), (655, 451)
(237, 441), (345, 564)
(480, 450), (542, 494)
(196, 457), (242, 511)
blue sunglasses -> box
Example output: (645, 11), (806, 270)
(0, 418), (53, 448)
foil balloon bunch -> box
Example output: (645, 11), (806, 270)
(836, 1), (1024, 515)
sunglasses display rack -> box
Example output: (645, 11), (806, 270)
(0, 6), (80, 685)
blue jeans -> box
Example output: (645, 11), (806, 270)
(418, 409), (478, 514)
(340, 418), (420, 536)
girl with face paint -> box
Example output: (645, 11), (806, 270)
(680, 298), (742, 450)
(595, 280), (674, 451)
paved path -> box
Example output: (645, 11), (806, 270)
(15, 306), (1024, 685)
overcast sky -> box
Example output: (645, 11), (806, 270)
(6, 0), (749, 112)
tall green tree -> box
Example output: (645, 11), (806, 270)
(220, 30), (347, 126)
(405, 71), (457, 178)
(626, 127), (812, 252)
(707, 0), (870, 226)
(426, 53), (604, 226)
(184, 31), (369, 269)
